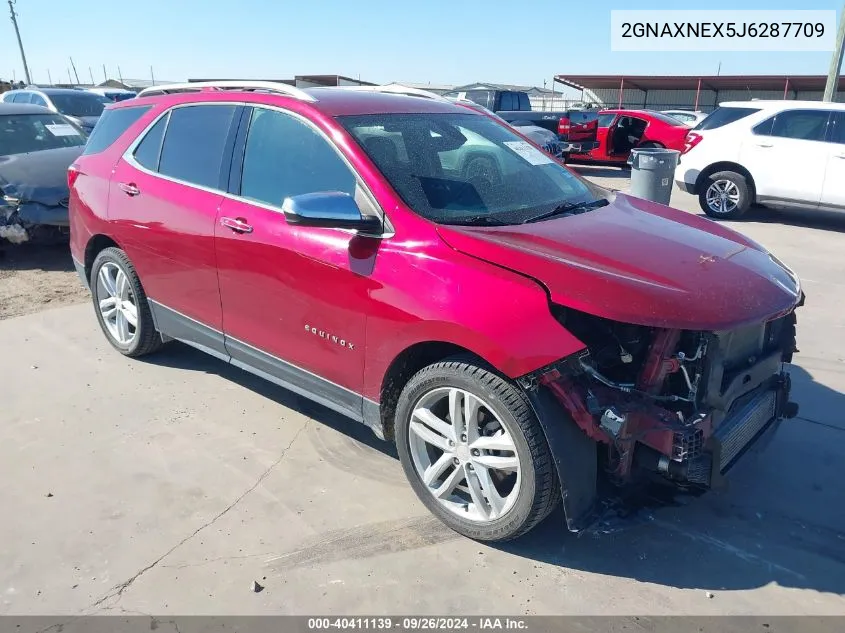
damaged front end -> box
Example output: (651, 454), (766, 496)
(1, 193), (70, 244)
(520, 298), (804, 529)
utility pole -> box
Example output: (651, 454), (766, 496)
(47, 69), (52, 85)
(824, 3), (845, 102)
(69, 57), (80, 84)
(102, 64), (107, 82)
(150, 65), (155, 86)
(7, 0), (31, 84)
(118, 66), (124, 85)
(88, 66), (94, 84)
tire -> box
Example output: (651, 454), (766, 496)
(699, 170), (751, 219)
(395, 357), (560, 541)
(90, 247), (162, 357)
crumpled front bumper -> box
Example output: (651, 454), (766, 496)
(2, 201), (70, 227)
(1, 201), (69, 243)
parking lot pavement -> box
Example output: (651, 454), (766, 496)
(2, 172), (845, 616)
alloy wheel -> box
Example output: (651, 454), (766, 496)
(407, 387), (521, 522)
(705, 179), (740, 215)
(96, 262), (138, 346)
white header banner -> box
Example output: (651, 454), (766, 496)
(610, 10), (836, 52)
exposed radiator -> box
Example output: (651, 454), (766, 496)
(715, 389), (778, 471)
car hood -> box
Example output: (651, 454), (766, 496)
(0, 146), (83, 206)
(435, 193), (802, 331)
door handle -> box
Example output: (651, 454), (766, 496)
(834, 153), (845, 159)
(118, 182), (140, 196)
(220, 216), (253, 234)
(755, 142), (773, 148)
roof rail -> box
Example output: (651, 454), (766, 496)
(335, 84), (450, 102)
(136, 80), (316, 102)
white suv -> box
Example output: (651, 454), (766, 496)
(674, 100), (845, 219)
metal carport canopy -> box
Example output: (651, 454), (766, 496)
(555, 75), (845, 92)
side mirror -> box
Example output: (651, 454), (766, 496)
(282, 191), (382, 233)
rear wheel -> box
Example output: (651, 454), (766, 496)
(91, 247), (162, 357)
(699, 170), (751, 219)
(395, 358), (559, 541)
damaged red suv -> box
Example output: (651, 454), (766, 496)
(68, 82), (803, 542)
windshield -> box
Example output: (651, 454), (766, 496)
(339, 112), (605, 225)
(0, 113), (86, 156)
(49, 93), (106, 117)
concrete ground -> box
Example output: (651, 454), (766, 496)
(1, 168), (844, 616)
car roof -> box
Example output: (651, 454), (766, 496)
(717, 100), (845, 111)
(0, 102), (54, 115)
(120, 87), (477, 117)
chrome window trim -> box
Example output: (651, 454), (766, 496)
(121, 101), (395, 239)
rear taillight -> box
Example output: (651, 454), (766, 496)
(682, 132), (703, 154)
(67, 164), (81, 189)
(558, 116), (570, 136)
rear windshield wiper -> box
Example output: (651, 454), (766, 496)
(521, 199), (609, 224)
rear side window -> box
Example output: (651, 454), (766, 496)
(30, 94), (48, 107)
(694, 106), (759, 130)
(753, 109), (831, 142)
(239, 107), (356, 207)
(499, 93), (515, 111)
(158, 105), (237, 189)
(133, 114), (168, 170)
(82, 105), (151, 155)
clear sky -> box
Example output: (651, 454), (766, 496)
(2, 0), (843, 87)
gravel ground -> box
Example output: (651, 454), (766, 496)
(0, 242), (90, 320)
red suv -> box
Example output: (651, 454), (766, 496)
(69, 82), (804, 542)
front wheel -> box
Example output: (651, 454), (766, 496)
(395, 358), (559, 541)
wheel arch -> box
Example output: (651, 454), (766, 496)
(375, 340), (488, 441)
(84, 234), (122, 283)
(695, 162), (757, 201)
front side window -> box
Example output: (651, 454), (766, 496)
(30, 94), (48, 107)
(239, 107), (357, 207)
(158, 105), (237, 189)
(49, 93), (106, 117)
(0, 113), (87, 156)
(340, 112), (604, 226)
(753, 109), (831, 142)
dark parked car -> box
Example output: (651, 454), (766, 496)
(69, 82), (802, 542)
(0, 103), (87, 243)
(1, 87), (107, 134)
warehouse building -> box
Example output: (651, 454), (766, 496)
(555, 75), (845, 112)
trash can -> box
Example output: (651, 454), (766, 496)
(628, 148), (680, 206)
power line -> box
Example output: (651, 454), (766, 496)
(7, 0), (31, 84)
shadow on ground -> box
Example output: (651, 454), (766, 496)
(144, 343), (845, 596)
(698, 205), (845, 234)
(0, 241), (75, 272)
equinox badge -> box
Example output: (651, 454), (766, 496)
(305, 324), (355, 350)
